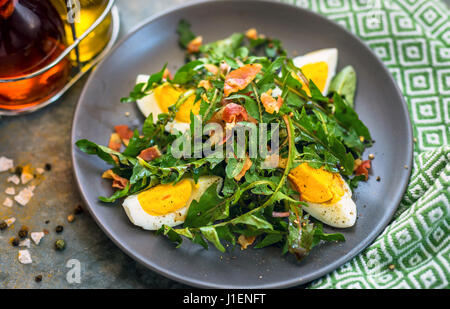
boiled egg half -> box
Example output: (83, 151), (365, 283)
(136, 75), (200, 134)
(292, 48), (338, 96)
(288, 163), (356, 228)
(122, 176), (221, 230)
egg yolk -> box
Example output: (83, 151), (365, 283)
(293, 61), (328, 96)
(288, 163), (344, 204)
(137, 179), (193, 216)
(153, 83), (200, 123)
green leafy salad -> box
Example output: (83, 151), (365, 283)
(76, 20), (373, 261)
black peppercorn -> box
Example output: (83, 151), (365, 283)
(0, 221), (7, 230)
(35, 275), (42, 282)
(55, 225), (64, 233)
(44, 163), (52, 171)
(14, 166), (22, 176)
(18, 226), (29, 238)
(74, 205), (84, 215)
(11, 237), (20, 247)
(55, 239), (66, 251)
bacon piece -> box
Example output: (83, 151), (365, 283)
(204, 64), (218, 75)
(245, 28), (258, 40)
(114, 125), (134, 146)
(355, 159), (371, 181)
(163, 68), (172, 80)
(234, 156), (253, 181)
(108, 133), (122, 151)
(198, 80), (212, 90)
(102, 170), (129, 190)
(187, 36), (203, 53)
(238, 235), (256, 250)
(272, 211), (290, 218)
(260, 89), (284, 114)
(222, 103), (248, 123)
(137, 146), (161, 162)
(223, 63), (262, 97)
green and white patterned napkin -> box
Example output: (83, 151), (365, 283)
(278, 0), (450, 288)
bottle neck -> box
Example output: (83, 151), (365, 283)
(0, 0), (17, 19)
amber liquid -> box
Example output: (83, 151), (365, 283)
(0, 0), (71, 110)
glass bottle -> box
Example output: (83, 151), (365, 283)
(0, 0), (71, 110)
(51, 0), (113, 63)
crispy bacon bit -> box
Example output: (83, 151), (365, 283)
(238, 234), (256, 250)
(114, 125), (134, 146)
(272, 211), (290, 218)
(204, 64), (219, 75)
(355, 159), (371, 181)
(245, 28), (258, 40)
(198, 80), (212, 90)
(222, 103), (248, 123)
(102, 170), (129, 189)
(137, 146), (161, 162)
(108, 133), (122, 151)
(261, 89), (284, 114)
(187, 36), (203, 53)
(234, 156), (253, 181)
(163, 68), (172, 80)
(223, 63), (262, 97)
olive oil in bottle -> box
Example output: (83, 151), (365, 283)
(51, 0), (113, 63)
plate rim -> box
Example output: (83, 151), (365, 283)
(71, 0), (414, 289)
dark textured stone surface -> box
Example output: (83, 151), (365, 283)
(0, 0), (194, 289)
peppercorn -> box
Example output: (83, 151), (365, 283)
(44, 163), (52, 171)
(368, 153), (375, 160)
(14, 166), (22, 176)
(0, 221), (7, 230)
(55, 225), (64, 233)
(67, 214), (75, 223)
(376, 176), (381, 182)
(55, 239), (66, 251)
(74, 205), (84, 215)
(11, 237), (20, 247)
(35, 275), (42, 282)
(18, 226), (29, 238)
(45, 220), (50, 224)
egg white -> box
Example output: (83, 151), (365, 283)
(135, 74), (191, 134)
(122, 176), (222, 230)
(302, 175), (356, 228)
(292, 48), (338, 95)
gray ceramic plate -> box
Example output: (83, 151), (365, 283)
(71, 0), (413, 288)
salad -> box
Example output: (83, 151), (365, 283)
(76, 20), (373, 261)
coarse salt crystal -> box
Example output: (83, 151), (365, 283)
(31, 232), (45, 245)
(14, 186), (35, 206)
(0, 156), (13, 172)
(18, 250), (32, 264)
(19, 238), (30, 248)
(5, 187), (15, 195)
(21, 172), (34, 185)
(7, 175), (20, 185)
(5, 217), (16, 227)
(3, 197), (13, 208)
